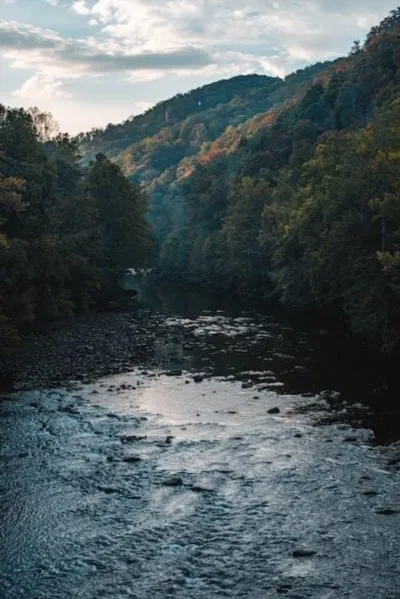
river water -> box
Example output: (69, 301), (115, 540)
(1, 287), (400, 598)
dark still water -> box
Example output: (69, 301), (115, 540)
(1, 284), (399, 599)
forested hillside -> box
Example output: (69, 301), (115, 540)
(0, 107), (153, 352)
(78, 9), (400, 351)
(77, 65), (330, 172)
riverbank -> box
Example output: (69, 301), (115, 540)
(0, 310), (165, 392)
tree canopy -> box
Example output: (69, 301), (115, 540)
(0, 107), (153, 353)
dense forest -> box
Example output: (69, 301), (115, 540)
(0, 107), (153, 353)
(3, 9), (400, 354)
(80, 8), (400, 352)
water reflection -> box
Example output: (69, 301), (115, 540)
(141, 279), (400, 443)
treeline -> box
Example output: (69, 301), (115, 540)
(158, 11), (400, 350)
(0, 106), (153, 352)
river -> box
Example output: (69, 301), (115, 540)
(1, 286), (399, 598)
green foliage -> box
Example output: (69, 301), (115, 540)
(77, 10), (400, 350)
(0, 107), (154, 354)
(154, 13), (400, 350)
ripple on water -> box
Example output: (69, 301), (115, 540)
(1, 310), (400, 598)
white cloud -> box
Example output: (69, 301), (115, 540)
(13, 73), (71, 99)
(71, 0), (91, 15)
(0, 19), (212, 77)
(66, 0), (396, 71)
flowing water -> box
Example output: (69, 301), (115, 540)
(1, 287), (400, 599)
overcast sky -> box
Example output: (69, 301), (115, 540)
(0, 0), (396, 133)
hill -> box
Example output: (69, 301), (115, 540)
(78, 64), (330, 180)
(79, 8), (400, 351)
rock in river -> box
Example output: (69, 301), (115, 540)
(292, 548), (317, 558)
(122, 456), (142, 463)
(165, 369), (182, 377)
(375, 507), (399, 515)
(162, 477), (183, 488)
(242, 381), (253, 389)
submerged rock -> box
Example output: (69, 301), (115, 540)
(268, 407), (280, 415)
(320, 389), (341, 401)
(58, 405), (80, 415)
(276, 583), (292, 594)
(120, 435), (147, 443)
(122, 456), (142, 463)
(292, 548), (317, 558)
(190, 485), (212, 493)
(375, 507), (399, 515)
(162, 477), (183, 487)
(242, 381), (253, 389)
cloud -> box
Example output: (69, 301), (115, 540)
(0, 20), (212, 75)
(0, 21), (62, 51)
(71, 0), (91, 15)
(12, 73), (71, 99)
(68, 0), (396, 70)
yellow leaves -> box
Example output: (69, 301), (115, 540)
(370, 193), (400, 221)
(0, 232), (9, 249)
(377, 250), (400, 273)
(0, 176), (27, 213)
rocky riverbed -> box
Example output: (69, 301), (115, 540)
(0, 311), (171, 391)
(1, 294), (400, 599)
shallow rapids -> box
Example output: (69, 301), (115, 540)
(1, 309), (399, 599)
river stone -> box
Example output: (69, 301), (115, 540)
(190, 485), (212, 493)
(242, 381), (253, 389)
(268, 407), (280, 414)
(375, 507), (399, 515)
(320, 389), (341, 401)
(99, 487), (120, 494)
(162, 477), (183, 487)
(193, 375), (204, 383)
(121, 435), (147, 443)
(58, 405), (80, 415)
(276, 583), (292, 594)
(122, 456), (142, 463)
(292, 548), (317, 558)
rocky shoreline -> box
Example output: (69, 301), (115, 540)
(0, 310), (167, 392)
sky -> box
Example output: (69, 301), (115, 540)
(0, 0), (396, 134)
